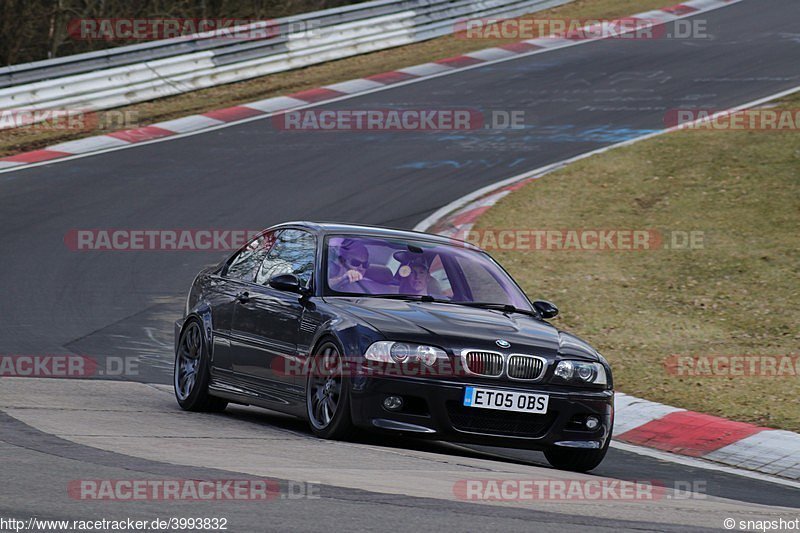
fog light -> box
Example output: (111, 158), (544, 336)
(383, 396), (403, 410)
(585, 416), (600, 430)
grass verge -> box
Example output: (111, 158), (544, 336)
(475, 93), (800, 431)
(0, 0), (670, 157)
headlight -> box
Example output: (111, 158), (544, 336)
(553, 360), (607, 386)
(365, 341), (447, 366)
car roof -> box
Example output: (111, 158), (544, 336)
(271, 221), (480, 250)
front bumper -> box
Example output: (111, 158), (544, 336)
(349, 375), (613, 451)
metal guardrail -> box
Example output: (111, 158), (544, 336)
(0, 0), (570, 128)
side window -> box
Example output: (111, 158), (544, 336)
(256, 229), (316, 287)
(225, 231), (277, 282)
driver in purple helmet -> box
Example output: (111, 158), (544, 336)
(329, 238), (370, 292)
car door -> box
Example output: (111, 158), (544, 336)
(229, 228), (316, 408)
(211, 231), (278, 374)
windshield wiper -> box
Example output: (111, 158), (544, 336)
(368, 294), (443, 303)
(455, 301), (538, 317)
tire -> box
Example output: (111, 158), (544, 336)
(544, 436), (610, 473)
(174, 319), (228, 412)
(306, 339), (357, 440)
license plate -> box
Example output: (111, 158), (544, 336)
(463, 386), (549, 414)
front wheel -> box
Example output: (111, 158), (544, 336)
(306, 340), (356, 440)
(174, 319), (228, 412)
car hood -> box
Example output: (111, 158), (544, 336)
(325, 297), (598, 360)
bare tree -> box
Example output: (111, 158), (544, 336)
(1, 0), (370, 66)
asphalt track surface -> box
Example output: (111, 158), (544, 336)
(1, 1), (799, 531)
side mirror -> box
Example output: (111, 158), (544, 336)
(269, 274), (304, 293)
(533, 300), (559, 319)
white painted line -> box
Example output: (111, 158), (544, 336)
(150, 115), (224, 133)
(0, 0), (751, 176)
(0, 161), (24, 169)
(49, 135), (130, 154)
(324, 78), (386, 94)
(611, 441), (800, 488)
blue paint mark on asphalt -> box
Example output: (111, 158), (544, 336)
(433, 124), (659, 144)
(398, 158), (527, 170)
(395, 125), (659, 170)
(399, 160), (464, 170)
(435, 134), (471, 141)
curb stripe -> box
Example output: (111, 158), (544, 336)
(616, 411), (767, 456)
(663, 4), (700, 15)
(612, 393), (685, 435)
(241, 96), (307, 113)
(396, 63), (454, 77)
(499, 41), (543, 53)
(435, 55), (485, 68)
(202, 106), (265, 123)
(324, 78), (386, 94)
(524, 36), (574, 48)
(635, 10), (680, 23)
(706, 431), (800, 478)
(149, 115), (224, 134)
(365, 71), (420, 84)
(1, 149), (73, 163)
(107, 126), (175, 143)
(48, 135), (131, 154)
(287, 88), (346, 103)
(465, 48), (518, 61)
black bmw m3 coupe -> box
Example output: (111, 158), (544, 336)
(174, 222), (614, 472)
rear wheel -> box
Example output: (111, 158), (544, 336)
(174, 319), (228, 412)
(306, 340), (356, 440)
(544, 437), (610, 472)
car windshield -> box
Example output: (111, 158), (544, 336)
(324, 235), (533, 311)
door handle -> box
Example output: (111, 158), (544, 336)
(236, 291), (250, 303)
